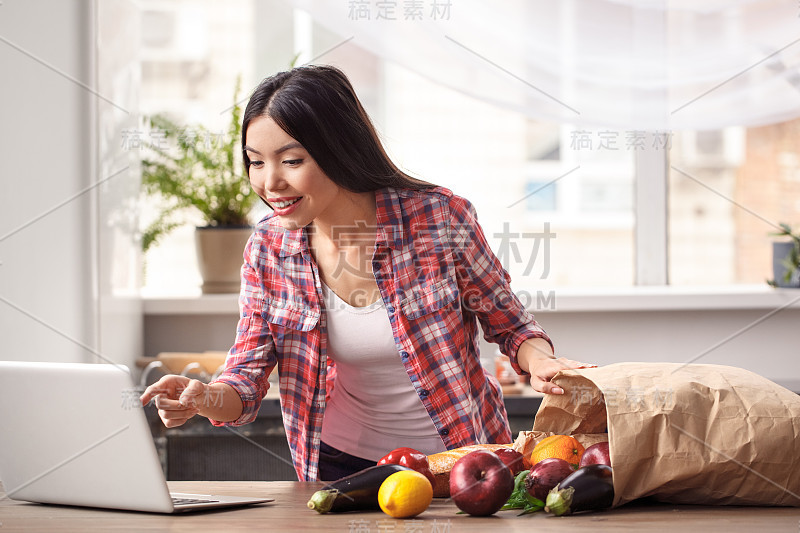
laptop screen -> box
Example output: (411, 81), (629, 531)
(0, 361), (175, 512)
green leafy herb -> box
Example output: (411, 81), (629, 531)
(500, 470), (545, 515)
(140, 77), (260, 253)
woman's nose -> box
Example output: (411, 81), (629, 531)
(263, 167), (286, 194)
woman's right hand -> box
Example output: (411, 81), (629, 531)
(140, 374), (208, 428)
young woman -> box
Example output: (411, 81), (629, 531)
(141, 65), (592, 481)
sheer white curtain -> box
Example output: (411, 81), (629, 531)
(286, 0), (800, 130)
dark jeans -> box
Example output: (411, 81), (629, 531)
(317, 441), (376, 482)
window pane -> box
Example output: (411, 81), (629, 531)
(525, 180), (557, 212)
(140, 2), (641, 294)
(669, 120), (800, 285)
(380, 63), (636, 289)
(139, 0), (260, 295)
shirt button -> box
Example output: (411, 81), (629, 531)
(419, 389), (429, 397)
(386, 304), (395, 314)
(400, 351), (409, 360)
(439, 428), (449, 436)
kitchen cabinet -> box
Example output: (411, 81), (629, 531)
(148, 395), (542, 481)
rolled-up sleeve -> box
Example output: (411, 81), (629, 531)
(209, 236), (276, 426)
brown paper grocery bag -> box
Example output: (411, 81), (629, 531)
(519, 362), (800, 507)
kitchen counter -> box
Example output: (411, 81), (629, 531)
(2, 481), (798, 532)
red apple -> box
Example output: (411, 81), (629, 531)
(524, 457), (574, 501)
(449, 450), (514, 516)
(493, 448), (526, 475)
(579, 442), (611, 468)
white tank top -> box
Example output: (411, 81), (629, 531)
(319, 282), (446, 460)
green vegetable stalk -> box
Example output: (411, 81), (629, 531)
(500, 470), (545, 515)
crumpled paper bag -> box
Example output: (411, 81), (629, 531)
(513, 362), (800, 507)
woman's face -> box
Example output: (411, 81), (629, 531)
(244, 115), (341, 231)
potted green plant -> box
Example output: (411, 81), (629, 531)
(141, 80), (260, 293)
(768, 223), (800, 288)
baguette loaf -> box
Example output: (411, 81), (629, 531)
(427, 443), (513, 497)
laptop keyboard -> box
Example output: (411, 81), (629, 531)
(172, 497), (220, 506)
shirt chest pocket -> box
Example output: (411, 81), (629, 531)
(263, 296), (320, 331)
(400, 278), (460, 320)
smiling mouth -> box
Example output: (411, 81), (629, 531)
(271, 197), (301, 209)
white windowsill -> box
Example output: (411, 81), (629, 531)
(533, 285), (800, 312)
(141, 285), (800, 315)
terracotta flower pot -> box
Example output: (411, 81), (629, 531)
(194, 226), (252, 294)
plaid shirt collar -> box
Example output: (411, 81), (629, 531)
(278, 228), (305, 258)
(375, 187), (405, 249)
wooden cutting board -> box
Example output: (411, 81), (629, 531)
(156, 351), (227, 375)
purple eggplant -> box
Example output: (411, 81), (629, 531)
(307, 464), (412, 514)
(544, 464), (614, 516)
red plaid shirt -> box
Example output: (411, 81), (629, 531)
(210, 187), (551, 481)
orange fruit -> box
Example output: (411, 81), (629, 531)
(529, 435), (585, 467)
(378, 470), (433, 518)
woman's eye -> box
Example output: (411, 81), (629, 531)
(283, 159), (303, 166)
(249, 160), (264, 169)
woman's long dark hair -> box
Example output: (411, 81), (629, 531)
(242, 65), (435, 192)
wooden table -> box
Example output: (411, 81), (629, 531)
(1, 481), (798, 532)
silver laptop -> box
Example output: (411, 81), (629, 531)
(0, 361), (273, 513)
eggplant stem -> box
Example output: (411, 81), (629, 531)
(544, 486), (575, 516)
(307, 489), (339, 514)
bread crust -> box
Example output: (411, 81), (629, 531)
(427, 444), (512, 497)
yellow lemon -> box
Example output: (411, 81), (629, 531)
(378, 470), (433, 518)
